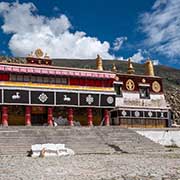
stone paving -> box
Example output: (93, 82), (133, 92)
(1, 151), (180, 180)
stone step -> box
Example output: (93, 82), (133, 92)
(0, 126), (165, 155)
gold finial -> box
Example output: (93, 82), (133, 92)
(112, 63), (117, 72)
(145, 58), (154, 76)
(44, 53), (50, 59)
(127, 58), (135, 74)
(28, 51), (34, 57)
(96, 54), (103, 71)
(35, 48), (44, 58)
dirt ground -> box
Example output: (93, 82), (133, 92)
(1, 150), (180, 180)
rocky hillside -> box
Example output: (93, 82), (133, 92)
(165, 89), (180, 123)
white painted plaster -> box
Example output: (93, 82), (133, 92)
(31, 143), (75, 157)
(116, 92), (168, 108)
(136, 130), (180, 147)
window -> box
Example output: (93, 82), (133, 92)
(43, 76), (49, 83)
(31, 75), (37, 83)
(16, 74), (23, 81)
(55, 77), (68, 84)
(56, 77), (61, 84)
(24, 75), (30, 82)
(10, 73), (68, 85)
(37, 76), (43, 83)
(139, 87), (150, 99)
(61, 78), (67, 84)
(114, 82), (123, 97)
(49, 77), (55, 84)
(10, 74), (17, 81)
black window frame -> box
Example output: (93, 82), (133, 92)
(139, 86), (150, 99)
(114, 82), (123, 97)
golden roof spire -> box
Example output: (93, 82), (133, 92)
(112, 63), (117, 72)
(145, 58), (154, 76)
(96, 54), (103, 71)
(28, 51), (34, 57)
(127, 58), (135, 74)
(44, 53), (50, 59)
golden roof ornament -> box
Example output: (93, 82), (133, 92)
(126, 79), (135, 91)
(28, 51), (34, 57)
(96, 54), (103, 71)
(35, 48), (44, 58)
(127, 58), (135, 74)
(145, 58), (154, 76)
(27, 49), (52, 65)
(152, 81), (161, 92)
(44, 53), (50, 59)
(112, 63), (117, 72)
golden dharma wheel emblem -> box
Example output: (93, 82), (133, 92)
(126, 79), (135, 91)
(152, 81), (161, 93)
(35, 48), (44, 58)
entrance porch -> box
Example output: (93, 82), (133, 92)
(0, 106), (110, 126)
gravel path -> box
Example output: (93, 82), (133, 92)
(1, 151), (180, 180)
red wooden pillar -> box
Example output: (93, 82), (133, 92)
(87, 108), (93, 126)
(48, 107), (53, 126)
(67, 108), (74, 126)
(2, 106), (8, 126)
(25, 106), (31, 126)
(104, 109), (110, 126)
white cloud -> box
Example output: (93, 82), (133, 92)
(140, 0), (180, 58)
(126, 49), (159, 65)
(129, 50), (145, 63)
(113, 37), (127, 51)
(152, 59), (159, 65)
(128, 50), (159, 65)
(116, 56), (124, 60)
(0, 2), (115, 59)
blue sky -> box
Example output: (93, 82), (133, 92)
(0, 0), (179, 69)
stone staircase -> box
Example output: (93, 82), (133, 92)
(0, 126), (165, 156)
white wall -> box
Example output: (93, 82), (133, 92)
(116, 92), (168, 108)
(136, 130), (180, 147)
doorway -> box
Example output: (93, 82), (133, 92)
(31, 106), (47, 125)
